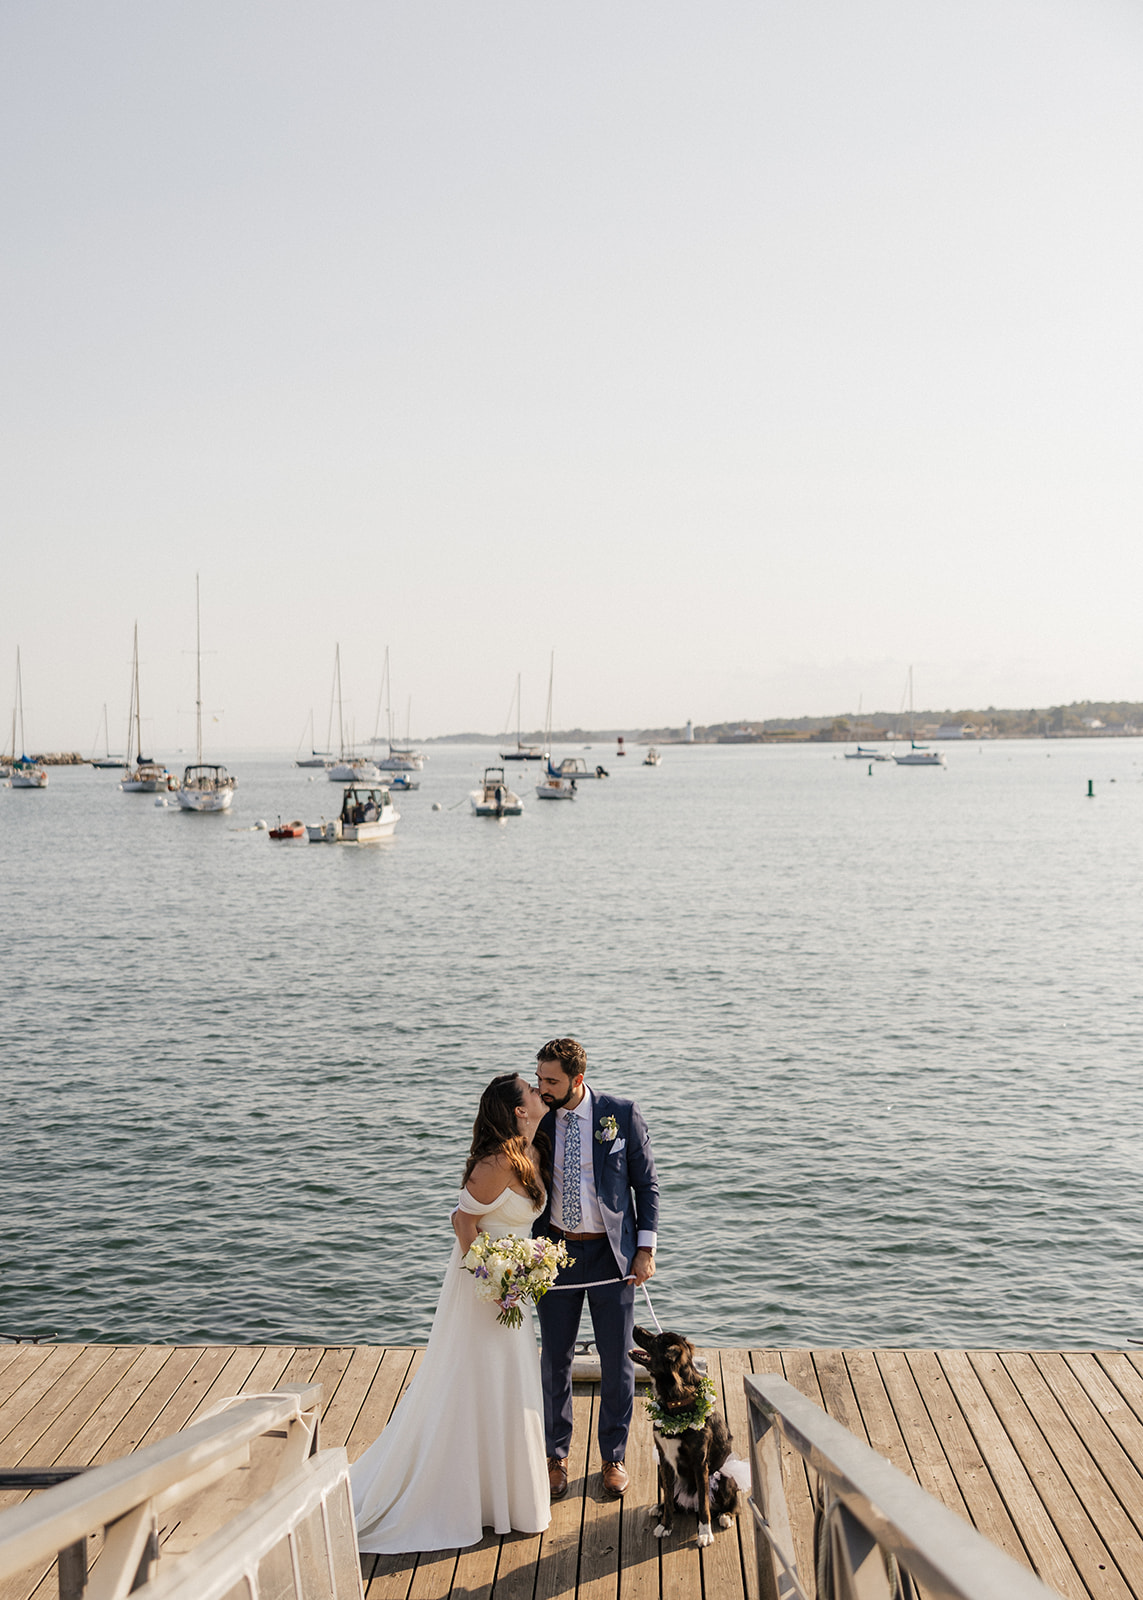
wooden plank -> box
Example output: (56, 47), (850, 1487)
(355, 1353), (430, 1600)
(0, 1346), (92, 1451)
(320, 1346), (386, 1452)
(1031, 1353), (1143, 1548)
(937, 1350), (1091, 1600)
(449, 1529), (500, 1597)
(346, 1349), (418, 1466)
(1096, 1353), (1143, 1429)
(693, 1346), (746, 1600)
(871, 1350), (971, 1523)
(903, 1350), (1031, 1572)
(811, 1351), (868, 1443)
(578, 1379), (622, 1600)
(718, 1346), (758, 1600)
(491, 1528), (543, 1600)
(620, 1366), (663, 1600)
(985, 1351), (1140, 1596)
(406, 1545), (458, 1600)
(12, 1348), (152, 1470)
(1061, 1351), (1143, 1520)
(534, 1381), (593, 1600)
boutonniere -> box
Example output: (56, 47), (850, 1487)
(595, 1114), (619, 1145)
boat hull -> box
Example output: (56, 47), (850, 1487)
(10, 770), (48, 788)
(341, 816), (399, 841)
(328, 761), (383, 782)
(177, 787), (234, 811)
(536, 782), (575, 800)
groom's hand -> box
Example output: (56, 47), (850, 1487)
(632, 1248), (655, 1286)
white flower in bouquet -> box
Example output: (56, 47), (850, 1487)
(462, 1233), (573, 1328)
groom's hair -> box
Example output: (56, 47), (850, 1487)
(538, 1037), (587, 1079)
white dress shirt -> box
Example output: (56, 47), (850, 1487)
(553, 1087), (656, 1250)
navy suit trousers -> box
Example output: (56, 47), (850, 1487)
(536, 1235), (635, 1463)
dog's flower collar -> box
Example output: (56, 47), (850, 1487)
(644, 1375), (718, 1435)
(595, 1115), (619, 1145)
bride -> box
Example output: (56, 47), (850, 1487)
(352, 1073), (553, 1553)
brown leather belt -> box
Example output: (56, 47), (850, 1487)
(550, 1226), (607, 1242)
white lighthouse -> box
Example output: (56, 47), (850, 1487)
(685, 720), (694, 743)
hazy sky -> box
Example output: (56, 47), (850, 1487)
(4, 1), (1143, 751)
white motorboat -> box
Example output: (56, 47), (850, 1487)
(643, 748), (662, 766)
(7, 649), (48, 787)
(388, 772), (419, 791)
(471, 766), (524, 816)
(555, 756), (609, 779)
(176, 578), (236, 812)
(120, 625), (174, 792)
(892, 667), (946, 768)
(306, 818), (342, 842)
(333, 784), (399, 842)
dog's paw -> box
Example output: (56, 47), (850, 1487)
(718, 1514), (733, 1529)
(654, 1523), (671, 1540)
(696, 1523), (714, 1548)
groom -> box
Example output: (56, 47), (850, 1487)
(533, 1037), (659, 1500)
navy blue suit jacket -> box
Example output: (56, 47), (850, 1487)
(535, 1090), (659, 1277)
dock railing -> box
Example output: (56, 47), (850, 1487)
(0, 1383), (362, 1600)
(744, 1373), (1062, 1600)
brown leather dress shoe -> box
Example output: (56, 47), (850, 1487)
(601, 1460), (629, 1497)
(548, 1456), (569, 1500)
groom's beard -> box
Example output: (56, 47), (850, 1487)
(541, 1088), (575, 1110)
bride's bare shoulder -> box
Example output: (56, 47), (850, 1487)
(465, 1153), (512, 1204)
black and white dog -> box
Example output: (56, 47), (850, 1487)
(630, 1325), (748, 1548)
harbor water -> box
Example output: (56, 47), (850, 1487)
(3, 739), (1141, 1350)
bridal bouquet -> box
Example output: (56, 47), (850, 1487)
(462, 1234), (572, 1328)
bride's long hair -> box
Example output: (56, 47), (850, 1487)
(463, 1073), (550, 1206)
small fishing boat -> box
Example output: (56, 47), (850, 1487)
(334, 784), (400, 842)
(554, 757), (609, 779)
(388, 773), (419, 791)
(268, 818), (306, 839)
(643, 748), (661, 766)
(471, 766), (524, 817)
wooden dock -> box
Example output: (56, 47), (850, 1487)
(2, 1343), (1143, 1600)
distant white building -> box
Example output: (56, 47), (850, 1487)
(934, 724), (971, 739)
(685, 720), (694, 742)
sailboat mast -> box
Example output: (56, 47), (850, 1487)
(15, 648), (24, 758)
(194, 576), (204, 766)
(335, 644), (345, 759)
(516, 672), (522, 749)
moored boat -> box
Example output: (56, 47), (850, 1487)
(176, 578), (236, 812)
(471, 766), (524, 817)
(335, 784), (400, 842)
(269, 818), (306, 839)
(7, 650), (48, 787)
(643, 747), (662, 766)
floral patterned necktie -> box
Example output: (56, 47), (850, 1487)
(562, 1111), (582, 1230)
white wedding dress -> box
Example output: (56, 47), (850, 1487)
(351, 1186), (551, 1553)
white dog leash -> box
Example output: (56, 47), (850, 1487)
(546, 1275), (664, 1334)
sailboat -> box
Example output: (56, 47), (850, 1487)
(843, 695), (891, 760)
(90, 704), (126, 768)
(176, 577), (237, 811)
(373, 648), (425, 771)
(121, 625), (173, 792)
(499, 674), (546, 762)
(294, 708), (332, 768)
(7, 649), (48, 787)
(535, 653), (576, 800)
(892, 668), (946, 767)
(326, 645), (382, 782)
